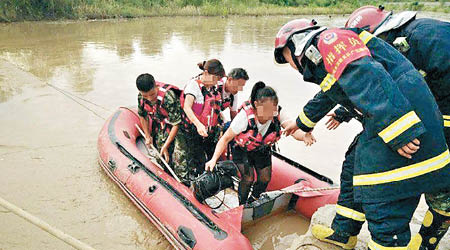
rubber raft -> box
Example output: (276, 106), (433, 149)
(97, 107), (339, 249)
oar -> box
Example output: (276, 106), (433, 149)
(133, 125), (165, 171)
(263, 182), (340, 198)
(135, 124), (181, 183)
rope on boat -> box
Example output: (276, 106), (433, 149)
(0, 196), (96, 250)
(264, 185), (340, 196)
(289, 186), (340, 193)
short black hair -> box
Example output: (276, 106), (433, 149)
(136, 73), (155, 92)
(228, 68), (249, 80)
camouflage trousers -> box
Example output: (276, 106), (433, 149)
(426, 189), (450, 213)
(148, 129), (190, 183)
(425, 189), (450, 235)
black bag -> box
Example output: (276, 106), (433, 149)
(193, 161), (238, 203)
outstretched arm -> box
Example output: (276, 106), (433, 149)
(282, 120), (316, 146)
(205, 128), (237, 171)
(284, 91), (337, 136)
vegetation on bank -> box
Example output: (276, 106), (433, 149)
(1, 0), (449, 22)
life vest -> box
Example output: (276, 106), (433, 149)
(181, 79), (222, 131)
(139, 82), (180, 133)
(217, 77), (234, 111)
(234, 101), (282, 151)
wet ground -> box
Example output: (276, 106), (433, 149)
(0, 13), (449, 250)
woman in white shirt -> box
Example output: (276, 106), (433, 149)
(205, 81), (316, 205)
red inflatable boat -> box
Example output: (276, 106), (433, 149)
(97, 107), (339, 249)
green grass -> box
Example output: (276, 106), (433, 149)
(1, 0), (449, 22)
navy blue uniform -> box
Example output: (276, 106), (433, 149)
(294, 28), (450, 248)
(305, 19), (450, 249)
(380, 17), (450, 250)
(383, 18), (450, 145)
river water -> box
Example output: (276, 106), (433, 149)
(0, 13), (449, 250)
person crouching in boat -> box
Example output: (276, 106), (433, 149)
(182, 59), (226, 177)
(136, 73), (190, 185)
(205, 81), (316, 205)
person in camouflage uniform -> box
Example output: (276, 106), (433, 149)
(136, 73), (190, 185)
(416, 191), (450, 250)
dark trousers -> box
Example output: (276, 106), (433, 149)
(364, 196), (421, 248)
(184, 129), (217, 176)
(331, 134), (365, 237)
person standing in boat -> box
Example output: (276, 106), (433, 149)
(136, 73), (190, 185)
(275, 19), (450, 250)
(182, 59), (226, 177)
(204, 81), (316, 205)
(219, 68), (249, 120)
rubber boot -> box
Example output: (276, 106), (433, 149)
(407, 208), (450, 250)
(311, 224), (357, 249)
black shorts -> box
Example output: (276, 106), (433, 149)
(232, 146), (272, 170)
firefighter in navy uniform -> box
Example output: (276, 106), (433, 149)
(274, 19), (450, 250)
(297, 91), (365, 250)
(346, 5), (450, 145)
(345, 7), (450, 249)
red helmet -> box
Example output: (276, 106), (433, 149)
(345, 5), (392, 33)
(274, 19), (318, 64)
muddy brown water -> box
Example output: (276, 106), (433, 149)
(0, 13), (449, 250)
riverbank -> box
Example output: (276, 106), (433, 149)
(1, 0), (449, 22)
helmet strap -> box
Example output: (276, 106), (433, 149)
(373, 11), (393, 34)
(287, 41), (304, 73)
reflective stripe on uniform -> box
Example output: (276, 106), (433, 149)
(378, 111), (421, 143)
(444, 115), (450, 128)
(354, 150), (450, 186)
(433, 208), (450, 217)
(320, 74), (337, 92)
(359, 30), (375, 45)
(335, 205), (366, 222)
(298, 110), (316, 128)
(368, 239), (407, 250)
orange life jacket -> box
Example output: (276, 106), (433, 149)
(181, 79), (222, 131)
(217, 78), (234, 111)
(234, 101), (282, 151)
(139, 82), (180, 133)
